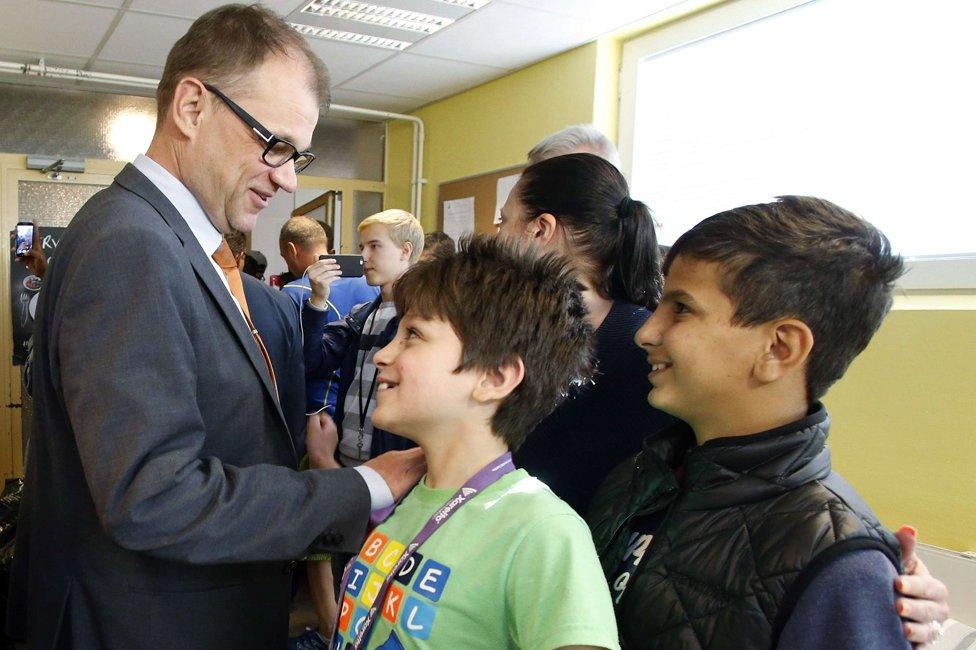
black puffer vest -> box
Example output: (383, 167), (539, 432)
(587, 405), (901, 649)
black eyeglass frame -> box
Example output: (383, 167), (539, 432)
(204, 83), (316, 174)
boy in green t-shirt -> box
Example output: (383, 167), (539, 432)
(330, 235), (619, 650)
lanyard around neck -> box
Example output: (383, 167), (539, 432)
(338, 452), (515, 649)
(357, 305), (383, 436)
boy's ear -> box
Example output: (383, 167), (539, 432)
(754, 318), (814, 384)
(472, 356), (525, 404)
(400, 240), (414, 262)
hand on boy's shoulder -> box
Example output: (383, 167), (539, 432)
(363, 448), (426, 501)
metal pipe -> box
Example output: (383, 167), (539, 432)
(0, 59), (426, 219)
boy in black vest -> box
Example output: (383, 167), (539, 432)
(588, 196), (923, 648)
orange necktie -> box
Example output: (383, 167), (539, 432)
(212, 238), (278, 394)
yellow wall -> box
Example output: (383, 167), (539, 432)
(826, 306), (976, 551)
(387, 42), (604, 229)
(386, 34), (976, 553)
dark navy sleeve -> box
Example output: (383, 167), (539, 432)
(778, 549), (910, 650)
(301, 305), (351, 381)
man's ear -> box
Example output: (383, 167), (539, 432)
(286, 242), (299, 260)
(754, 318), (814, 384)
(170, 77), (208, 140)
(472, 357), (525, 404)
(526, 213), (561, 247)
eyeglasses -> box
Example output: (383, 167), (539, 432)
(204, 83), (316, 174)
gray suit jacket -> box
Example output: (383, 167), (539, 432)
(7, 164), (370, 649)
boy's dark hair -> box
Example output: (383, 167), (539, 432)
(517, 152), (661, 308)
(422, 231), (456, 258)
(666, 196), (904, 401)
(393, 235), (594, 450)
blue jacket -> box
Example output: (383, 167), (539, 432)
(282, 276), (378, 413)
(302, 296), (414, 459)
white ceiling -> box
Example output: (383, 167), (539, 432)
(0, 0), (687, 113)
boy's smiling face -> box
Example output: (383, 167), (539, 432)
(635, 255), (770, 435)
(372, 313), (483, 440)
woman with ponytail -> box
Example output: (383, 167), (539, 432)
(498, 152), (675, 514)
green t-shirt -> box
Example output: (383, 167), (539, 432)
(333, 469), (619, 650)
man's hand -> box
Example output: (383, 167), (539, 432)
(306, 412), (340, 470)
(894, 525), (950, 646)
(307, 257), (342, 309)
(362, 448), (426, 502)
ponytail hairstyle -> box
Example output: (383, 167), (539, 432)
(516, 153), (662, 308)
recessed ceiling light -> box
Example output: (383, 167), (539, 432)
(291, 23), (412, 50)
(302, 0), (453, 35)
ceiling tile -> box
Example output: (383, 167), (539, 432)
(499, 0), (685, 32)
(98, 12), (193, 67)
(407, 1), (599, 68)
(51, 0), (126, 8)
(342, 53), (505, 101)
(330, 88), (425, 114)
(0, 0), (118, 59)
(129, 0), (304, 20)
(303, 37), (397, 86)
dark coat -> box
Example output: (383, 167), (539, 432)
(7, 164), (371, 649)
(242, 273), (307, 455)
(587, 405), (901, 649)
(302, 297), (414, 459)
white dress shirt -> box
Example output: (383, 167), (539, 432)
(130, 154), (393, 511)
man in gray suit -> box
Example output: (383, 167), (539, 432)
(7, 5), (423, 648)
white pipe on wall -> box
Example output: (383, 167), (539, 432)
(0, 59), (425, 219)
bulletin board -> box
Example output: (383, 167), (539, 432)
(436, 164), (524, 235)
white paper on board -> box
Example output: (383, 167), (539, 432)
(443, 196), (475, 243)
(494, 174), (520, 225)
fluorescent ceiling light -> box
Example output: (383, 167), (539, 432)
(302, 0), (453, 34)
(291, 23), (412, 49)
(432, 0), (490, 7)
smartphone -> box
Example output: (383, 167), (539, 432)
(320, 253), (364, 277)
(15, 222), (34, 258)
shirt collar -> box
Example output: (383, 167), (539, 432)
(132, 153), (223, 256)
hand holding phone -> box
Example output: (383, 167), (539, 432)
(323, 254), (365, 278)
(306, 256), (342, 309)
(15, 222), (34, 258)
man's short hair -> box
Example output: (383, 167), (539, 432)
(393, 235), (593, 450)
(280, 216), (327, 251)
(665, 196), (904, 401)
(358, 209), (424, 264)
(526, 124), (621, 168)
(422, 231), (455, 258)
(156, 4), (330, 123)
(225, 231), (247, 257)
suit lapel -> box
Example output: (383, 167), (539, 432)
(114, 164), (289, 435)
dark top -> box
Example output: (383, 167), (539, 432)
(514, 300), (676, 513)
